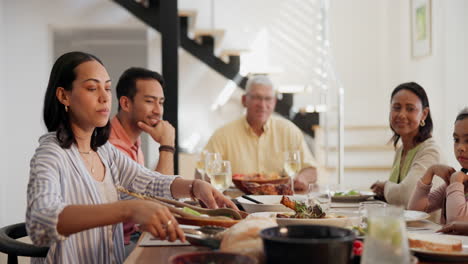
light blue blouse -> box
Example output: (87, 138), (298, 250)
(26, 132), (178, 263)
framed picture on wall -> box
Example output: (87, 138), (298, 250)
(411, 0), (432, 58)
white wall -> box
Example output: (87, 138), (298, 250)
(0, 0), (7, 226)
(384, 0), (468, 167)
(329, 0), (389, 126)
(441, 0), (468, 167)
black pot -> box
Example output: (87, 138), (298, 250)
(260, 225), (355, 264)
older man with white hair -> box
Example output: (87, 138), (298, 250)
(203, 75), (318, 191)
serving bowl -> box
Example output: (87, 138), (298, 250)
(169, 251), (258, 264)
(260, 225), (355, 264)
(232, 173), (290, 194)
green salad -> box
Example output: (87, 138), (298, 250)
(333, 190), (360, 197)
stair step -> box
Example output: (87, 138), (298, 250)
(324, 145), (393, 152)
(326, 166), (392, 171)
(323, 170), (390, 188)
(178, 9), (197, 32)
(325, 149), (394, 167)
(218, 49), (250, 63)
(314, 125), (393, 147)
(192, 29), (225, 40)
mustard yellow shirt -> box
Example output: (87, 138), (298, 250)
(204, 115), (317, 175)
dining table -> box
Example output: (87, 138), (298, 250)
(123, 190), (468, 264)
(123, 221), (467, 264)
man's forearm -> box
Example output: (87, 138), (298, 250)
(155, 151), (174, 175)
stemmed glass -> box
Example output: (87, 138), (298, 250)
(307, 183), (331, 212)
(204, 152), (221, 182)
(211, 160), (232, 193)
(195, 150), (208, 181)
(283, 150), (301, 195)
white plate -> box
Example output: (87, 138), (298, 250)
(410, 234), (468, 261)
(236, 195), (306, 214)
(404, 210), (430, 222)
(250, 211), (358, 228)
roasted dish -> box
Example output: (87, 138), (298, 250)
(277, 196), (326, 219)
(232, 173), (291, 195)
(233, 173), (282, 181)
(242, 182), (293, 195)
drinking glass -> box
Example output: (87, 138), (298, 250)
(211, 160), (232, 192)
(204, 152), (221, 182)
(283, 150), (301, 195)
(359, 201), (387, 229)
(307, 183), (331, 212)
(361, 205), (411, 264)
(195, 150), (208, 181)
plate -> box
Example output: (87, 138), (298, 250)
(404, 210), (430, 222)
(410, 234), (468, 262)
(331, 191), (375, 202)
(251, 211), (358, 228)
(236, 195), (306, 214)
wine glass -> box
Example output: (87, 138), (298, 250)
(283, 150), (301, 195)
(211, 160), (232, 193)
(204, 152), (221, 182)
(307, 183), (331, 212)
(195, 150), (208, 181)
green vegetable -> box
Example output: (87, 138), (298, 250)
(347, 190), (360, 196)
(333, 190), (360, 197)
(182, 207), (202, 216)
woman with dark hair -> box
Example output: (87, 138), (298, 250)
(370, 82), (442, 208)
(409, 108), (468, 224)
(26, 51), (236, 263)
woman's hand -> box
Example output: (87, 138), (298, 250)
(192, 179), (238, 209)
(429, 165), (456, 185)
(437, 221), (468, 236)
(125, 200), (185, 242)
(450, 171), (468, 184)
(370, 181), (386, 197)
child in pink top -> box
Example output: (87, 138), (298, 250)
(408, 108), (468, 224)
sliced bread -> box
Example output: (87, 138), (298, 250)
(408, 233), (462, 252)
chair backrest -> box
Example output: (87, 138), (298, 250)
(0, 222), (49, 264)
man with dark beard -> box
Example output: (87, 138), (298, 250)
(109, 67), (176, 255)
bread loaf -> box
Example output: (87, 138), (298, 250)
(408, 233), (462, 252)
(220, 215), (277, 263)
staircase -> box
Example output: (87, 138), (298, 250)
(112, 0), (293, 118)
(314, 125), (394, 188)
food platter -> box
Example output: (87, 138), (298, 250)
(410, 234), (468, 262)
(232, 173), (291, 195)
(236, 195), (306, 214)
(330, 191), (375, 202)
(250, 211), (356, 228)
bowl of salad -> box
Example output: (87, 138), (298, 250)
(331, 189), (375, 202)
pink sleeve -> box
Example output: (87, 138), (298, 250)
(408, 179), (446, 213)
(446, 182), (468, 223)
